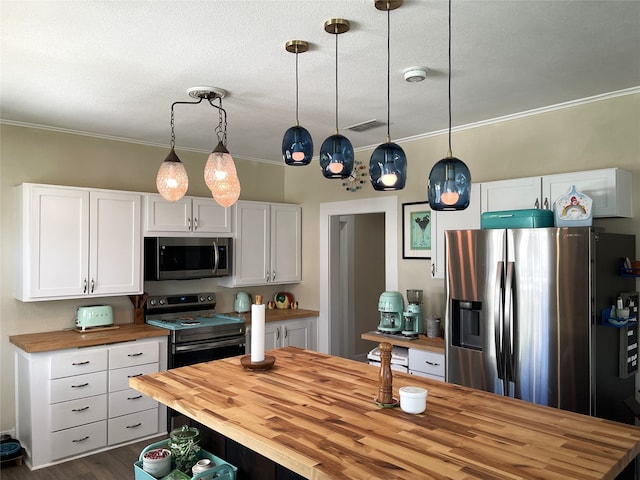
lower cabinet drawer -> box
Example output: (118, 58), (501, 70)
(50, 371), (108, 404)
(409, 369), (444, 382)
(408, 349), (445, 378)
(50, 420), (107, 461)
(108, 388), (157, 418)
(51, 394), (107, 432)
(108, 408), (158, 445)
(109, 362), (159, 392)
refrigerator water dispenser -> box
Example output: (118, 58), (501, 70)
(451, 300), (483, 350)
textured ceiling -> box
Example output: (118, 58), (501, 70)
(1, 0), (639, 164)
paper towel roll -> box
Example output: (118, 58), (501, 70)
(251, 303), (265, 363)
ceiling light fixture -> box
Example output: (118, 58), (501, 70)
(202, 93), (241, 208)
(282, 40), (313, 166)
(427, 0), (471, 211)
(319, 18), (354, 179)
(156, 87), (240, 207)
(369, 0), (407, 191)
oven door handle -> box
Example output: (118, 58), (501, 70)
(174, 337), (245, 353)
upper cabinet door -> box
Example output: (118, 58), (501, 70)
(144, 195), (191, 233)
(191, 198), (232, 233)
(480, 177), (543, 212)
(270, 204), (302, 284)
(89, 191), (142, 296)
(233, 201), (270, 286)
(17, 184), (89, 300)
(543, 168), (632, 218)
(143, 194), (232, 235)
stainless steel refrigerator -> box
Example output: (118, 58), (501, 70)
(445, 226), (636, 425)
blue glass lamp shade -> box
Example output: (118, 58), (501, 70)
(369, 142), (407, 191)
(282, 125), (313, 165)
(427, 157), (471, 210)
(319, 133), (354, 179)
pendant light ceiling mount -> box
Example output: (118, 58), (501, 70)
(285, 40), (308, 54)
(374, 0), (403, 11)
(186, 86), (227, 101)
(324, 18), (350, 35)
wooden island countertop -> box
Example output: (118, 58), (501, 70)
(130, 347), (640, 480)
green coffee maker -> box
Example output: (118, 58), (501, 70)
(377, 291), (404, 333)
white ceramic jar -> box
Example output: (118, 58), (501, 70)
(142, 448), (172, 478)
(192, 458), (216, 480)
(399, 386), (427, 414)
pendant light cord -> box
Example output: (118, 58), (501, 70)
(386, 7), (391, 143)
(295, 48), (300, 126)
(447, 0), (452, 158)
(335, 27), (339, 135)
(169, 97), (204, 150)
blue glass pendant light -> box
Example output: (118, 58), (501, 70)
(282, 40), (313, 166)
(428, 0), (471, 210)
(319, 18), (354, 179)
(370, 0), (407, 191)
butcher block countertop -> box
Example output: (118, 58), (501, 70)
(221, 308), (319, 325)
(130, 347), (640, 480)
(9, 323), (168, 353)
(361, 331), (445, 353)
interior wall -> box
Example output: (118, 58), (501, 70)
(1, 92), (638, 432)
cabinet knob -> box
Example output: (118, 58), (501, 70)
(272, 271), (276, 281)
(194, 217), (198, 230)
(83, 279), (87, 294)
(543, 197), (549, 210)
(534, 198), (540, 209)
(90, 279), (95, 293)
(188, 217), (192, 230)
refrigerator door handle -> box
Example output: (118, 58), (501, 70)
(504, 261), (515, 384)
(494, 261), (505, 382)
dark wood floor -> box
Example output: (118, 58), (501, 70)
(0, 435), (165, 480)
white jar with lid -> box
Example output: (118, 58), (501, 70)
(192, 458), (216, 480)
(399, 386), (427, 414)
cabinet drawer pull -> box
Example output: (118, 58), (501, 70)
(126, 422), (142, 429)
(71, 382), (89, 388)
(83, 279), (87, 294)
(72, 360), (90, 366)
(72, 436), (90, 443)
(127, 352), (143, 357)
(72, 406), (90, 412)
(127, 395), (143, 401)
(425, 361), (440, 367)
(90, 278), (95, 293)
(127, 373), (143, 378)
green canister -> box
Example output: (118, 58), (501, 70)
(169, 425), (200, 474)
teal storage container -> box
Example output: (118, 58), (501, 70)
(481, 209), (554, 229)
(134, 439), (237, 480)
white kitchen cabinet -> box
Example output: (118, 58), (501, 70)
(480, 168), (632, 218)
(408, 348), (445, 382)
(219, 201), (301, 287)
(14, 183), (142, 301)
(144, 194), (232, 236)
(14, 337), (167, 469)
(431, 186), (481, 279)
(252, 317), (318, 352)
(542, 168), (632, 218)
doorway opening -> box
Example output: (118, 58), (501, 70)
(319, 196), (399, 356)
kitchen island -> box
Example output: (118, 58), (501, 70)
(130, 347), (640, 480)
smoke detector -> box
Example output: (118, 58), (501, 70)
(403, 66), (428, 82)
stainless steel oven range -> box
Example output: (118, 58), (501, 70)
(145, 292), (246, 428)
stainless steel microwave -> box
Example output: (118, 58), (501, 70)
(144, 237), (231, 280)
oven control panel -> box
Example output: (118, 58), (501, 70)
(147, 292), (216, 310)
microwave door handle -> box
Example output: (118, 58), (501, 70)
(211, 240), (219, 274)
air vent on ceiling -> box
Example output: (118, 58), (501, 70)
(345, 119), (385, 132)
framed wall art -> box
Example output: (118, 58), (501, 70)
(402, 202), (432, 259)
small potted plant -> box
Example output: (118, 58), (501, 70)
(142, 447), (172, 478)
